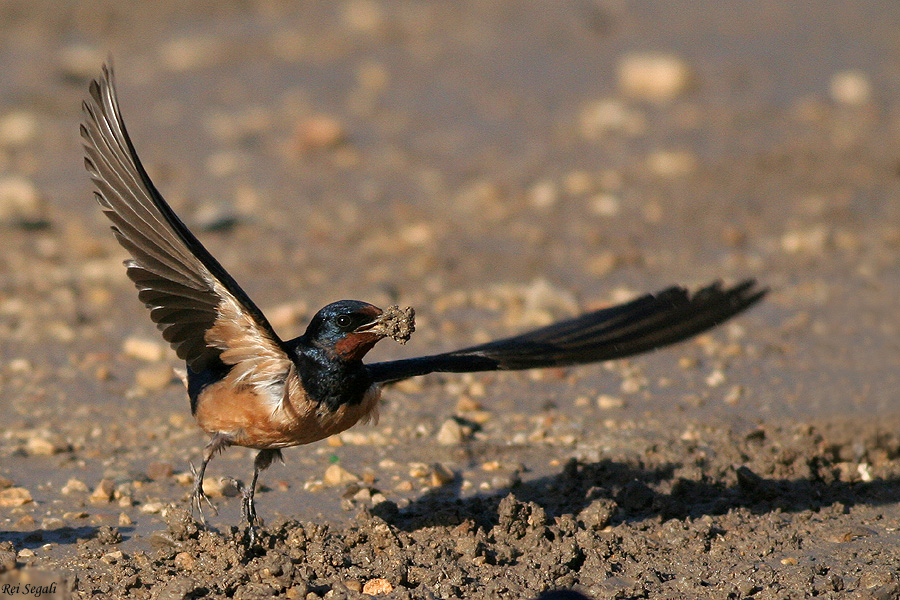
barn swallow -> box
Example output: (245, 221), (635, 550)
(81, 65), (766, 542)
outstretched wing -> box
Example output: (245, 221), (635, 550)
(82, 64), (291, 386)
(367, 280), (766, 383)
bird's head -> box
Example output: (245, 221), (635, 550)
(303, 300), (415, 362)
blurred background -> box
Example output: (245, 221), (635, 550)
(0, 0), (899, 530)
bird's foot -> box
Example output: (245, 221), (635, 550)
(240, 483), (259, 546)
(189, 461), (217, 526)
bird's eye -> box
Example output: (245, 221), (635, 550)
(335, 314), (353, 329)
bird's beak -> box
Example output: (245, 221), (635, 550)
(333, 305), (415, 361)
(349, 304), (384, 335)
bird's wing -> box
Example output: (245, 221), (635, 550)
(82, 64), (291, 386)
(367, 280), (766, 383)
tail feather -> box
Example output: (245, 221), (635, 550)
(367, 279), (766, 383)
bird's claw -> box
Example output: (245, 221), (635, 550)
(189, 461), (217, 526)
(240, 483), (259, 546)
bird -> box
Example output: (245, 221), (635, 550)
(81, 64), (766, 543)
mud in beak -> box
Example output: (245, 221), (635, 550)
(354, 305), (415, 344)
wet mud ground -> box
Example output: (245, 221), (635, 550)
(1, 1), (900, 598)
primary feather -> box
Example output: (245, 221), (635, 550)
(82, 65), (291, 387)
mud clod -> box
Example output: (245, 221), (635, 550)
(375, 305), (415, 344)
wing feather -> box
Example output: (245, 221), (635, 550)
(82, 64), (292, 391)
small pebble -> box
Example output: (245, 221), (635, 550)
(8, 358), (31, 373)
(492, 474), (518, 488)
(0, 487), (33, 507)
(356, 60), (389, 93)
(706, 369), (726, 388)
(455, 397), (483, 412)
(284, 585), (306, 600)
(15, 515), (35, 528)
(118, 513), (132, 526)
(174, 551), (195, 570)
(399, 223), (434, 247)
(408, 463), (430, 479)
(342, 0), (384, 33)
(393, 379), (423, 394)
(618, 52), (694, 102)
(597, 395), (625, 410)
(89, 479), (115, 504)
(101, 550), (124, 564)
(0, 175), (48, 227)
(589, 194), (621, 217)
(140, 502), (166, 514)
(436, 418), (466, 445)
(723, 385), (743, 405)
(430, 463), (455, 486)
(205, 152), (241, 178)
(57, 44), (104, 82)
(295, 116), (346, 153)
(351, 488), (372, 503)
(174, 472), (194, 486)
(0, 111), (37, 147)
(455, 180), (503, 211)
(620, 376), (645, 394)
(528, 180), (558, 210)
(587, 251), (619, 277)
(202, 477), (240, 498)
(41, 517), (66, 530)
(160, 35), (222, 71)
(564, 170), (594, 195)
(362, 578), (393, 596)
(122, 337), (166, 362)
(466, 410), (493, 425)
(579, 99), (646, 139)
(25, 434), (66, 456)
(857, 463), (874, 483)
(679, 356), (699, 370)
(781, 225), (830, 254)
(647, 150), (696, 177)
(830, 70), (872, 105)
(136, 364), (175, 391)
(323, 464), (360, 486)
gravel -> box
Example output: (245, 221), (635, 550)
(1, 2), (898, 599)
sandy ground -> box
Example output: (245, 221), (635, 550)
(1, 1), (899, 598)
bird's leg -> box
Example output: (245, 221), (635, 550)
(190, 433), (231, 526)
(242, 448), (282, 546)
